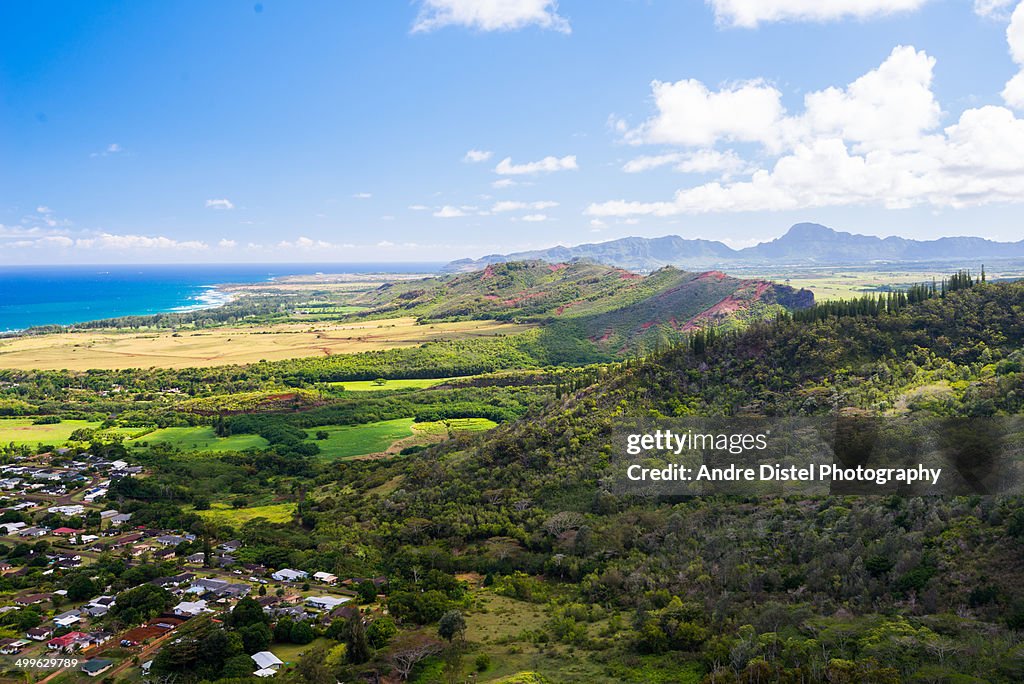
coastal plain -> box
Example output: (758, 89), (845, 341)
(0, 316), (533, 370)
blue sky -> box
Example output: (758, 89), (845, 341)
(3, 0), (1024, 264)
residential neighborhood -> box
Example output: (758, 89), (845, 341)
(0, 451), (376, 681)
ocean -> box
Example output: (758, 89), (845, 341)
(0, 263), (442, 332)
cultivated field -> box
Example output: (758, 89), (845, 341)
(0, 317), (533, 371)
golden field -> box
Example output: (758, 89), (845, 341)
(0, 317), (533, 371)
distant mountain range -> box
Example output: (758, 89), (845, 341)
(442, 223), (1024, 273)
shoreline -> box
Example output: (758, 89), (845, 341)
(0, 269), (436, 337)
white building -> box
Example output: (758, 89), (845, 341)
(172, 600), (208, 617)
(251, 651), (283, 674)
(312, 571), (338, 585)
(270, 568), (307, 582)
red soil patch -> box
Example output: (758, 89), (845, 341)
(548, 263), (568, 271)
(483, 294), (500, 300)
(503, 291), (546, 306)
(481, 265), (496, 280)
(618, 270), (642, 280)
(554, 299), (583, 315)
(639, 321), (657, 330)
(589, 329), (613, 343)
(696, 270), (728, 281)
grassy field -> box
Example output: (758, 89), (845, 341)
(414, 418), (498, 435)
(269, 637), (333, 665)
(128, 426), (269, 452)
(332, 377), (456, 392)
(0, 418), (100, 445)
(308, 418), (416, 459)
(195, 502), (295, 525)
(0, 317), (534, 371)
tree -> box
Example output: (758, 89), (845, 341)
(390, 636), (443, 681)
(240, 622), (272, 653)
(346, 617), (371, 664)
(294, 642), (334, 684)
(66, 574), (97, 602)
(438, 610), (466, 643)
(229, 596), (267, 629)
(290, 620), (315, 645)
(366, 617), (398, 649)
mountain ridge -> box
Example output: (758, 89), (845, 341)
(443, 223), (1024, 273)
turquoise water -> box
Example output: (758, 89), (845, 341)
(0, 263), (440, 332)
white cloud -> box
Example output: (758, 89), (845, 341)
(353, 192), (373, 199)
(205, 198), (235, 210)
(36, 206), (52, 214)
(521, 213), (549, 222)
(1003, 3), (1024, 110)
(589, 45), (1024, 217)
(708, 0), (929, 28)
(75, 233), (208, 250)
(408, 204), (430, 211)
(623, 150), (751, 176)
(491, 200), (559, 212)
(278, 236), (337, 250)
(433, 205), (467, 218)
(90, 143), (124, 158)
(464, 149), (493, 162)
(412, 0), (570, 34)
(622, 79), (785, 149)
(494, 154), (578, 175)
(218, 239), (238, 248)
(975, 0), (1016, 18)
(491, 179), (518, 189)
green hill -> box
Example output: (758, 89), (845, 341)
(357, 260), (813, 354)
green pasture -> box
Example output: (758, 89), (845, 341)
(128, 426), (269, 452)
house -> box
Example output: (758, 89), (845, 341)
(26, 626), (53, 640)
(173, 599), (208, 617)
(141, 660), (153, 675)
(16, 592), (53, 606)
(219, 539), (243, 553)
(0, 522), (26, 534)
(99, 509), (118, 519)
(81, 658), (114, 677)
(152, 548), (176, 561)
(185, 552), (205, 564)
(52, 527), (82, 536)
(0, 638), (28, 654)
(48, 504), (84, 516)
(110, 532), (144, 547)
(86, 631), (113, 646)
(109, 513), (132, 526)
(312, 571), (338, 585)
(254, 669), (278, 678)
(305, 595), (350, 611)
(251, 651), (284, 672)
(154, 534), (188, 547)
(17, 526), (48, 538)
(270, 568), (307, 582)
(54, 609), (82, 628)
(47, 631), (89, 652)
